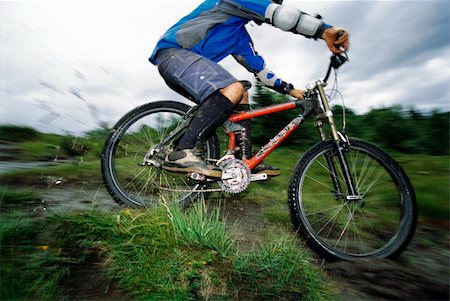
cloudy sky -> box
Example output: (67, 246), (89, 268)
(1, 0), (449, 134)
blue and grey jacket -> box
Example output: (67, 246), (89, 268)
(149, 0), (330, 94)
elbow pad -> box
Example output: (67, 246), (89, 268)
(265, 3), (328, 39)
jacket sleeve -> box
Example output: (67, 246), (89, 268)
(219, 0), (273, 24)
(232, 34), (294, 95)
(220, 0), (330, 39)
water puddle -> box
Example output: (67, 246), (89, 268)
(0, 161), (59, 174)
(39, 184), (120, 214)
(1, 182), (121, 217)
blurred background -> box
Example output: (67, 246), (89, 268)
(0, 1), (449, 300)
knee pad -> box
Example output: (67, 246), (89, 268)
(265, 3), (325, 39)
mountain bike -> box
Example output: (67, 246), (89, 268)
(101, 51), (417, 261)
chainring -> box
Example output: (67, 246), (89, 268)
(218, 158), (250, 194)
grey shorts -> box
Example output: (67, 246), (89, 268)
(156, 48), (237, 103)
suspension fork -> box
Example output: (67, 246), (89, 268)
(315, 117), (344, 199)
(316, 81), (360, 199)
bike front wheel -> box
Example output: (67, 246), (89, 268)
(288, 138), (417, 261)
(101, 101), (220, 208)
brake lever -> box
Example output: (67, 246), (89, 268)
(330, 52), (348, 69)
(322, 30), (349, 83)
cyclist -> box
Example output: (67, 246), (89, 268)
(149, 0), (349, 178)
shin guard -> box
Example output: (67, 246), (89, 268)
(176, 91), (234, 150)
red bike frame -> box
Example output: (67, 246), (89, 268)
(226, 100), (305, 170)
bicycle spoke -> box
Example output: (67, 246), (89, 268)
(102, 102), (220, 209)
(316, 203), (346, 236)
(305, 204), (347, 217)
(361, 169), (390, 199)
(356, 206), (384, 242)
(304, 173), (336, 192)
(351, 208), (368, 254)
(354, 152), (372, 190)
(334, 204), (356, 248)
(316, 156), (346, 184)
(302, 192), (341, 197)
(291, 139), (415, 260)
(349, 150), (360, 189)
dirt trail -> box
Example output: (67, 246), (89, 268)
(213, 197), (450, 301)
(11, 183), (450, 300)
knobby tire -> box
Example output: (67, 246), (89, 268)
(101, 101), (219, 208)
(288, 138), (417, 261)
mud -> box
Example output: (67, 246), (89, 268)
(214, 197), (450, 301)
(61, 252), (133, 301)
(4, 182), (450, 300)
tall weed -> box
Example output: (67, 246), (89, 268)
(232, 232), (333, 301)
(0, 214), (69, 300)
(167, 199), (235, 257)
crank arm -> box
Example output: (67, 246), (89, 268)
(250, 173), (268, 182)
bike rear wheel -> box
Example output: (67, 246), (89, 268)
(101, 101), (220, 208)
(288, 138), (417, 261)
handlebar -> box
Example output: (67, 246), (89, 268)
(323, 52), (348, 83)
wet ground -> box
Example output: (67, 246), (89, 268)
(3, 181), (450, 300)
(219, 197), (450, 301)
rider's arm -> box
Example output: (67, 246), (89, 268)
(220, 0), (331, 40)
(232, 35), (296, 96)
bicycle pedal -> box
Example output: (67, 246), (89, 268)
(187, 172), (207, 182)
(141, 158), (163, 168)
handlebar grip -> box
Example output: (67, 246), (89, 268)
(336, 30), (346, 40)
(334, 30), (346, 51)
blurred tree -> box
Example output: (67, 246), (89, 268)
(250, 82), (317, 150)
(0, 125), (40, 142)
(421, 111), (449, 155)
(359, 106), (415, 152)
(249, 84), (449, 155)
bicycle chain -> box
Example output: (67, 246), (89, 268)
(153, 183), (223, 193)
(153, 159), (250, 194)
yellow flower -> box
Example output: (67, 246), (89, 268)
(36, 245), (49, 251)
(121, 208), (132, 216)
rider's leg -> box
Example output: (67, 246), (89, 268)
(175, 82), (244, 150)
(165, 83), (246, 177)
(234, 92), (281, 176)
(220, 82), (246, 105)
(233, 92), (252, 159)
(156, 48), (245, 177)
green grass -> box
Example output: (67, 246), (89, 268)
(395, 153), (449, 220)
(262, 204), (291, 225)
(168, 199), (235, 257)
(233, 232), (333, 301)
(245, 147), (449, 222)
(0, 213), (70, 300)
(0, 196), (333, 300)
(0, 186), (41, 206)
(1, 136), (448, 299)
(0, 125), (104, 162)
(16, 141), (62, 161)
